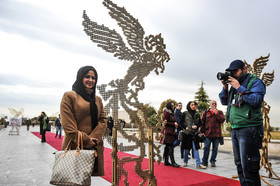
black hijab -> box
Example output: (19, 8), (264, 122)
(187, 101), (196, 117)
(72, 66), (98, 130)
(166, 102), (174, 113)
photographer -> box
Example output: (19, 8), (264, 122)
(218, 60), (265, 186)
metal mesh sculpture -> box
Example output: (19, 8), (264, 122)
(8, 108), (24, 135)
(82, 0), (170, 185)
(8, 108), (24, 119)
(244, 54), (279, 185)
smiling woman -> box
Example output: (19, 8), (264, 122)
(83, 71), (96, 89)
(60, 65), (107, 176)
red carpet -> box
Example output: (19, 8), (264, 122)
(31, 132), (239, 186)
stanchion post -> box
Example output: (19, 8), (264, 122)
(112, 127), (118, 186)
(148, 128), (157, 186)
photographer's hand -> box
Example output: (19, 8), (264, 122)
(228, 76), (240, 90)
(221, 80), (228, 90)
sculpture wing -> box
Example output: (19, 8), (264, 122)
(252, 54), (270, 78)
(244, 60), (253, 73)
(82, 11), (137, 61)
(261, 70), (274, 87)
(8, 108), (24, 118)
(103, 0), (146, 54)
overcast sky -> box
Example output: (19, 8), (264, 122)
(0, 0), (279, 127)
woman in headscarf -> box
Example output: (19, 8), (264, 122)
(38, 111), (49, 143)
(60, 66), (107, 176)
(181, 101), (206, 169)
(162, 102), (180, 167)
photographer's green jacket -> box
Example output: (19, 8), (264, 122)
(219, 73), (266, 129)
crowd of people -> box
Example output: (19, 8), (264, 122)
(161, 99), (225, 170)
(35, 59), (265, 186)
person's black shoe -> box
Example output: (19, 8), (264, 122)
(211, 163), (216, 167)
(164, 162), (172, 166)
(171, 163), (180, 168)
(201, 163), (208, 167)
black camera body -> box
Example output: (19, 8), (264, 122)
(217, 71), (233, 83)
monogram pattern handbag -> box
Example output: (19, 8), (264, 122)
(50, 131), (96, 186)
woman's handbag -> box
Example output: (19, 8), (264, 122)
(50, 131), (96, 186)
(194, 131), (206, 142)
(219, 136), (224, 145)
(46, 123), (51, 132)
(178, 130), (184, 141)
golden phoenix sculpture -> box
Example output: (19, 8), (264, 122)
(82, 0), (169, 185)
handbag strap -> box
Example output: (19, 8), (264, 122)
(62, 131), (84, 158)
(75, 131), (84, 157)
(204, 109), (207, 124)
(77, 131), (81, 150)
(80, 131), (84, 150)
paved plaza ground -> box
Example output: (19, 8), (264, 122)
(0, 126), (279, 185)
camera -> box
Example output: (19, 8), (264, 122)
(217, 71), (233, 83)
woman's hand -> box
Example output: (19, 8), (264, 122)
(186, 127), (188, 130)
(84, 137), (98, 148)
(192, 125), (197, 129)
(175, 122), (178, 128)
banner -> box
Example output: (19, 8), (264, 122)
(9, 118), (22, 126)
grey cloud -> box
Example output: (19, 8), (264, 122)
(0, 74), (67, 88)
(0, 0), (80, 36)
(0, 0), (116, 61)
(0, 91), (61, 106)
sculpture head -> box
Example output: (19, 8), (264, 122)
(144, 34), (170, 75)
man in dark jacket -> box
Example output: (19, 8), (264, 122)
(174, 102), (184, 158)
(219, 60), (265, 186)
(200, 100), (225, 167)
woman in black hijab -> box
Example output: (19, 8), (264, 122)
(181, 101), (205, 169)
(60, 65), (107, 176)
(72, 66), (99, 131)
(162, 102), (180, 167)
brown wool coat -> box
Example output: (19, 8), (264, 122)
(60, 91), (107, 176)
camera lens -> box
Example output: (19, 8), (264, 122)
(217, 72), (223, 80)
